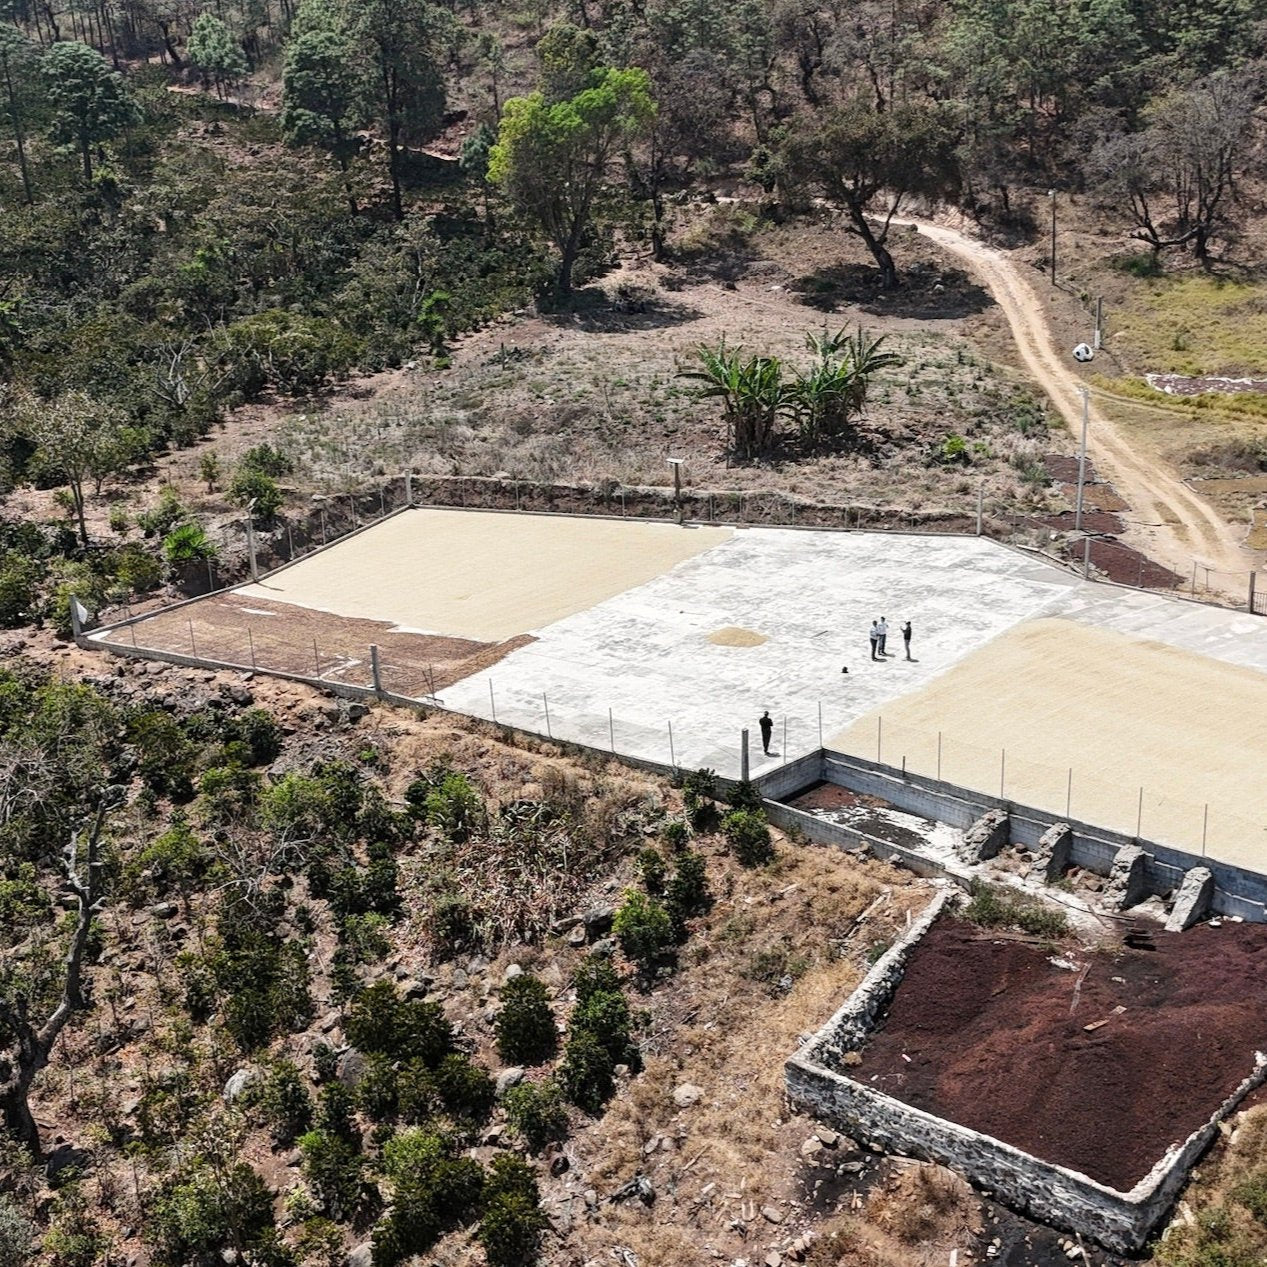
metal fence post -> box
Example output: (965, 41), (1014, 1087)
(876, 716), (882, 764)
(1202, 804), (1208, 856)
(609, 708), (615, 753)
(488, 679), (497, 723)
(247, 627), (256, 671)
(668, 721), (676, 768)
(976, 483), (984, 536)
(1136, 786), (1144, 838)
(1066, 768), (1072, 819)
(1083, 536), (1091, 579)
(741, 729), (750, 782)
(188, 620), (197, 656)
(1250, 571), (1258, 614)
(313, 639), (321, 677)
(782, 717), (788, 765)
(370, 644), (383, 697)
(1000, 748), (1006, 799)
(817, 700), (823, 748)
(542, 692), (552, 738)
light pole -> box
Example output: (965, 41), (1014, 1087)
(1048, 189), (1057, 285)
(667, 457), (684, 525)
(1075, 386), (1089, 533)
(312, 494), (328, 544)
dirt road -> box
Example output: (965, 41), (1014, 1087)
(904, 217), (1250, 582)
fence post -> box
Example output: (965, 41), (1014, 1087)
(668, 721), (676, 768)
(1191, 561), (1197, 598)
(542, 692), (552, 739)
(1083, 535), (1091, 580)
(817, 700), (823, 747)
(247, 627), (256, 671)
(488, 679), (497, 723)
(782, 717), (788, 765)
(1000, 748), (1006, 799)
(609, 708), (615, 753)
(380, 489), (386, 519)
(1202, 803), (1208, 857)
(405, 471), (413, 509)
(313, 639), (321, 677)
(1136, 786), (1144, 838)
(1250, 571), (1258, 614)
(1066, 768), (1072, 819)
(876, 716), (882, 764)
(188, 619), (197, 656)
(370, 645), (383, 698)
(741, 729), (750, 782)
(207, 558), (214, 592)
(976, 483), (984, 536)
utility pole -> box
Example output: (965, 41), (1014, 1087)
(1075, 387), (1090, 533)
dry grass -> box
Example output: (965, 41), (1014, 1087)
(238, 211), (1059, 521)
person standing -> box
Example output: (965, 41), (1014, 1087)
(759, 710), (773, 755)
(902, 621), (913, 660)
(877, 617), (889, 657)
(869, 622), (879, 661)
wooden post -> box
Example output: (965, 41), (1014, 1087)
(741, 729), (750, 782)
(370, 644), (383, 697)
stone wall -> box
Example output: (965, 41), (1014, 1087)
(784, 891), (1267, 1253)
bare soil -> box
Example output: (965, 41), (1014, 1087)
(102, 590), (534, 697)
(858, 916), (1267, 1191)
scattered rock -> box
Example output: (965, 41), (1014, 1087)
(761, 1205), (784, 1225)
(223, 1068), (256, 1102)
(496, 1067), (525, 1096)
(764, 1254), (782, 1267)
(346, 1243), (373, 1267)
(589, 938), (616, 958)
(673, 1083), (704, 1108)
(149, 902), (177, 919)
(337, 1048), (368, 1090)
(346, 702), (369, 721)
(503, 963), (523, 983)
(452, 968), (469, 989)
(583, 905), (615, 939)
(550, 1153), (570, 1176)
(800, 1137), (824, 1158)
(567, 926), (588, 948)
(814, 1126), (840, 1147)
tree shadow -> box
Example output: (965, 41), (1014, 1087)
(539, 286), (704, 334)
(791, 261), (993, 320)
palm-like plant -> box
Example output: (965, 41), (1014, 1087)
(787, 327), (900, 446)
(681, 339), (787, 460)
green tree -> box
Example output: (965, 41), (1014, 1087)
(282, 22), (367, 214)
(0, 26), (36, 205)
(777, 98), (959, 290)
(350, 0), (450, 222)
(488, 67), (656, 296)
(187, 13), (249, 98)
(8, 389), (128, 547)
(42, 41), (140, 184)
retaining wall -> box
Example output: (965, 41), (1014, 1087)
(785, 890), (1267, 1253)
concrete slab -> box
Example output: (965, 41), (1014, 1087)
(440, 529), (1077, 776)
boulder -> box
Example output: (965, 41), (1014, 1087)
(1165, 866), (1215, 932)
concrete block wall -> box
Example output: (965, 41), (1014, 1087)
(796, 752), (1267, 923)
(785, 890), (1267, 1252)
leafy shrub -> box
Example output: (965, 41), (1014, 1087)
(495, 974), (557, 1066)
(372, 1130), (484, 1267)
(665, 850), (710, 926)
(228, 467), (283, 520)
(561, 960), (638, 1114)
(1233, 1170), (1267, 1224)
(225, 708), (282, 765)
(726, 779), (763, 812)
(0, 1196), (32, 1267)
(963, 882), (1067, 939)
(430, 1053), (496, 1134)
(612, 890), (674, 974)
(132, 816), (213, 900)
(478, 1154), (547, 1267)
(162, 521), (216, 564)
(413, 769), (484, 842)
(239, 443), (294, 477)
(723, 809), (774, 867)
(137, 487), (187, 538)
(344, 981), (453, 1066)
(315, 1082), (358, 1142)
(0, 550), (44, 628)
(127, 710), (198, 800)
(430, 889), (478, 953)
(256, 1060), (313, 1145)
(682, 768), (719, 832)
(218, 310), (363, 397)
(299, 1129), (365, 1223)
(637, 846), (666, 894)
(559, 1029), (614, 1116)
(148, 1161), (274, 1265)
(661, 818), (689, 851)
(207, 919), (313, 1049)
(42, 1189), (104, 1267)
(503, 1080), (568, 1154)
